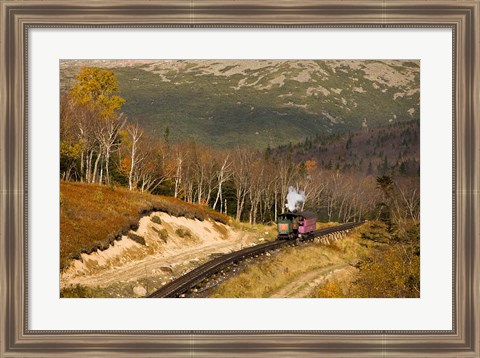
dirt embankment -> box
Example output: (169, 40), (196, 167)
(60, 212), (265, 297)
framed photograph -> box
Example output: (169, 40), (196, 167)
(1, 0), (479, 356)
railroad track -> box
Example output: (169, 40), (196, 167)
(147, 221), (363, 298)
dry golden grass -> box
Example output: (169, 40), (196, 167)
(209, 223), (420, 298)
(313, 220), (420, 298)
(316, 221), (339, 230)
(60, 181), (228, 270)
(230, 221), (278, 241)
(209, 228), (365, 298)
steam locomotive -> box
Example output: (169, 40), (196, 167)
(277, 211), (317, 240)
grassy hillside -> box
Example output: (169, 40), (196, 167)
(210, 221), (419, 298)
(314, 221), (420, 298)
(60, 181), (228, 270)
(60, 60), (420, 149)
(209, 229), (367, 298)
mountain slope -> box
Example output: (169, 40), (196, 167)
(60, 60), (420, 149)
(272, 120), (420, 176)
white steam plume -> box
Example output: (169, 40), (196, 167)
(286, 186), (305, 212)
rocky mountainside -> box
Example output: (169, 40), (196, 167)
(60, 60), (420, 149)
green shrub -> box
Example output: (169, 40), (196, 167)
(152, 227), (168, 242)
(315, 279), (347, 298)
(175, 227), (192, 238)
(61, 284), (96, 298)
(127, 232), (146, 245)
(151, 215), (162, 224)
(359, 221), (391, 243)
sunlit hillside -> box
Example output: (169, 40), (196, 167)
(60, 60), (420, 149)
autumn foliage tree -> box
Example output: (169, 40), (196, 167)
(60, 67), (126, 184)
(69, 67), (125, 118)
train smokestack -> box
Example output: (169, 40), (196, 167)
(285, 186), (305, 212)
